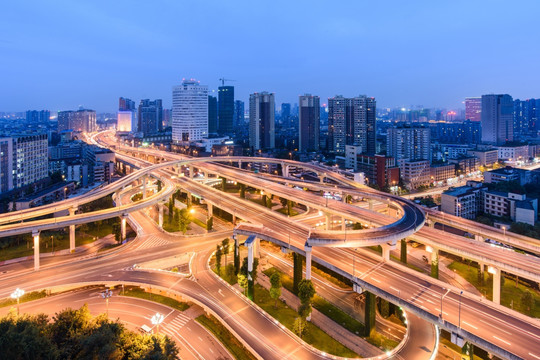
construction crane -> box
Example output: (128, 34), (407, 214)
(219, 78), (236, 87)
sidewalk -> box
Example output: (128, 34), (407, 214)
(257, 270), (382, 358)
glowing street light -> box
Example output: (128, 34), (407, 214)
(11, 288), (24, 316)
(101, 289), (113, 317)
(151, 312), (164, 335)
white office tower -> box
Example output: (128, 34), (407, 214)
(117, 111), (133, 132)
(481, 94), (514, 145)
(172, 79), (208, 143)
(249, 92), (275, 150)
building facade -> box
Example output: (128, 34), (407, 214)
(208, 95), (218, 135)
(481, 94), (514, 145)
(58, 109), (97, 133)
(387, 126), (431, 165)
(401, 160), (430, 190)
(465, 97), (482, 122)
(355, 154), (399, 189)
(218, 86), (234, 135)
(441, 181), (485, 219)
(249, 92), (275, 150)
(172, 79), (208, 143)
(138, 99), (163, 136)
(328, 95), (376, 154)
(298, 94), (320, 152)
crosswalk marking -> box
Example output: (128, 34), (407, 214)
(136, 235), (171, 250)
(164, 313), (191, 334)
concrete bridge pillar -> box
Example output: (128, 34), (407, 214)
(490, 266), (501, 304)
(428, 220), (435, 228)
(233, 235), (240, 274)
(320, 173), (326, 184)
(342, 193), (347, 203)
(238, 160), (242, 169)
(325, 213), (332, 230)
(364, 291), (376, 336)
(341, 217), (346, 231)
(189, 166), (195, 179)
(305, 245), (312, 280)
(368, 199), (373, 211)
(158, 202), (164, 228)
(246, 240), (255, 300)
(142, 175), (148, 199)
(33, 230), (40, 271)
(121, 214), (128, 240)
(430, 247), (439, 279)
(400, 239), (407, 264)
(474, 234), (483, 242)
(69, 206), (77, 253)
(207, 202), (213, 218)
(382, 245), (391, 262)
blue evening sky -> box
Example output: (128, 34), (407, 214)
(1, 0), (538, 112)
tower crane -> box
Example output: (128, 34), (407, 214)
(219, 78), (236, 86)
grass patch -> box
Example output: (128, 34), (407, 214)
(121, 287), (190, 311)
(368, 330), (400, 350)
(97, 243), (122, 253)
(0, 290), (47, 308)
(196, 314), (258, 360)
(253, 284), (358, 358)
(192, 217), (207, 230)
(448, 261), (539, 318)
(312, 295), (364, 335)
(276, 207), (299, 216)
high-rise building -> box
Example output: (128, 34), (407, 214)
(481, 94), (514, 145)
(26, 110), (50, 124)
(118, 97), (136, 132)
(281, 103), (291, 121)
(233, 100), (245, 128)
(208, 95), (218, 135)
(514, 98), (539, 136)
(162, 109), (172, 128)
(299, 94), (320, 152)
(218, 86), (234, 134)
(249, 92), (275, 150)
(172, 79), (208, 143)
(328, 95), (376, 154)
(58, 109), (97, 133)
(431, 120), (482, 144)
(387, 126), (431, 165)
(465, 97), (482, 122)
(0, 134), (48, 193)
(137, 99), (163, 135)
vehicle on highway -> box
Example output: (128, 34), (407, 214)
(422, 255), (429, 263)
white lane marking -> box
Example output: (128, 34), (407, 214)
(493, 335), (511, 346)
(218, 289), (225, 297)
(479, 319), (512, 335)
(434, 308), (449, 316)
(462, 321), (478, 330)
(371, 277), (381, 283)
(198, 336), (203, 342)
(529, 353), (540, 359)
(389, 286), (400, 292)
(426, 299), (435, 305)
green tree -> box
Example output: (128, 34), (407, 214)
(168, 198), (174, 223)
(521, 290), (534, 313)
(237, 274), (248, 294)
(222, 238), (230, 266)
(112, 223), (121, 244)
(379, 298), (390, 318)
(269, 272), (282, 309)
(292, 317), (307, 339)
(353, 222), (363, 230)
(239, 184), (246, 198)
(206, 216), (213, 231)
(178, 208), (192, 234)
(298, 279), (315, 320)
(215, 245), (222, 275)
(157, 180), (162, 192)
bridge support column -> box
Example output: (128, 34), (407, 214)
(400, 239), (407, 264)
(33, 230), (40, 271)
(293, 252), (303, 295)
(121, 214), (128, 240)
(158, 202), (164, 228)
(304, 245), (312, 280)
(474, 234), (483, 242)
(382, 245), (391, 262)
(489, 266), (501, 304)
(69, 206), (77, 253)
(189, 166), (194, 179)
(364, 291), (376, 336)
(430, 248), (439, 279)
(233, 235), (240, 274)
(142, 175), (148, 199)
(238, 160), (242, 169)
(320, 173), (326, 184)
(246, 240), (255, 300)
(368, 199), (373, 211)
(341, 218), (346, 231)
(342, 193), (347, 203)
(325, 213), (331, 230)
(428, 220), (435, 228)
(207, 203), (213, 218)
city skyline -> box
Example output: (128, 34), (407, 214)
(2, 1), (540, 112)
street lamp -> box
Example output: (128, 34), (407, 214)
(11, 288), (24, 316)
(151, 312), (164, 335)
(458, 290), (463, 329)
(101, 289), (113, 317)
(439, 288), (451, 320)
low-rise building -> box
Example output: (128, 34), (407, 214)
(401, 160), (430, 190)
(483, 166), (535, 186)
(466, 149), (498, 167)
(355, 154), (399, 189)
(429, 163), (456, 183)
(497, 144), (529, 161)
(448, 155), (478, 175)
(345, 145), (362, 170)
(484, 191), (537, 225)
(441, 181), (486, 219)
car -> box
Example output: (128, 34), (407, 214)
(422, 255), (429, 263)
